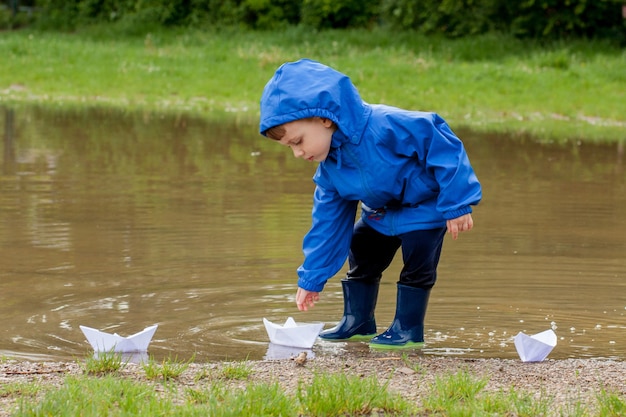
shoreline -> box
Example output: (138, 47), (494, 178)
(2, 354), (626, 415)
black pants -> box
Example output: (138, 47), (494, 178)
(346, 219), (446, 289)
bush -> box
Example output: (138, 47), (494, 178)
(240, 0), (300, 29)
(379, 0), (624, 39)
(22, 0), (626, 41)
(510, 0), (625, 39)
(0, 0), (35, 29)
(300, 0), (380, 29)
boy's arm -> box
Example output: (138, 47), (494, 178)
(426, 115), (482, 218)
(296, 184), (358, 293)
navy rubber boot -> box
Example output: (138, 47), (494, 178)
(369, 283), (430, 349)
(319, 279), (379, 341)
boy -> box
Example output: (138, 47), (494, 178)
(259, 59), (482, 349)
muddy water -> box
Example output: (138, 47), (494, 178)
(1, 106), (624, 362)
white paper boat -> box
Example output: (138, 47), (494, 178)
(80, 324), (158, 353)
(514, 329), (557, 362)
(263, 317), (324, 348)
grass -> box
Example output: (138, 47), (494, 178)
(0, 26), (624, 142)
(1, 366), (610, 417)
(186, 381), (295, 416)
(215, 359), (254, 380)
(141, 354), (193, 381)
(3, 354), (626, 416)
(297, 372), (412, 416)
(423, 370), (553, 416)
(0, 381), (41, 401)
(14, 376), (170, 417)
(596, 389), (626, 416)
(83, 350), (127, 376)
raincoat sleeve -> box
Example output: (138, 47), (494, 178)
(296, 184), (358, 292)
(424, 114), (482, 219)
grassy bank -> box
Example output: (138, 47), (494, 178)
(0, 26), (624, 142)
(4, 354), (626, 416)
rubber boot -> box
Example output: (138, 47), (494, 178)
(369, 283), (430, 349)
(319, 279), (379, 341)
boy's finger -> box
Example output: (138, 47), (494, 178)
(448, 223), (458, 239)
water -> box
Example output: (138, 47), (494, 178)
(1, 106), (624, 362)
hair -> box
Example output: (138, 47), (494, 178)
(264, 125), (285, 141)
(264, 117), (335, 141)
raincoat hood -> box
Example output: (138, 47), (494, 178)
(259, 59), (371, 145)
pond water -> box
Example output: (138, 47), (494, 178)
(1, 106), (625, 363)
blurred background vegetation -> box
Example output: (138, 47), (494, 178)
(1, 0), (625, 42)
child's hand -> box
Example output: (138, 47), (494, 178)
(446, 214), (474, 240)
(296, 287), (320, 311)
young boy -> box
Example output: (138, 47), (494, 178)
(259, 59), (482, 349)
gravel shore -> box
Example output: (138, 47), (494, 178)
(2, 353), (626, 415)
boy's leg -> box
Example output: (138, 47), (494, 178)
(370, 227), (446, 349)
(347, 219), (401, 284)
(319, 220), (400, 341)
(398, 227), (446, 289)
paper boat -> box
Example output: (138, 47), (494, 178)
(263, 317), (324, 348)
(514, 329), (557, 362)
(80, 324), (158, 353)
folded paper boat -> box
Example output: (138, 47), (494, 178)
(263, 317), (324, 349)
(514, 329), (557, 362)
(80, 324), (158, 353)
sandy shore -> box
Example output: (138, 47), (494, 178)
(2, 354), (626, 415)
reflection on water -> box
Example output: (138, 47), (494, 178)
(265, 343), (315, 361)
(1, 106), (625, 362)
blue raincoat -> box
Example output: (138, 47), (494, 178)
(260, 59), (482, 292)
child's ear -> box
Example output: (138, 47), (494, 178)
(320, 117), (333, 128)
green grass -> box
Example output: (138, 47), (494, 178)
(4, 354), (625, 417)
(8, 363), (626, 416)
(297, 371), (413, 416)
(83, 350), (127, 376)
(14, 376), (171, 417)
(423, 370), (554, 416)
(141, 354), (193, 381)
(186, 381), (295, 417)
(215, 360), (254, 380)
(0, 26), (624, 142)
(596, 389), (626, 416)
(0, 381), (41, 401)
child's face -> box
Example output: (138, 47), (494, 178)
(277, 118), (334, 162)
